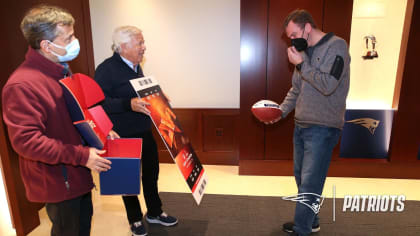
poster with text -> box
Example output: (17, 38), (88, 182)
(130, 76), (207, 205)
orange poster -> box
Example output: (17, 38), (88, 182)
(130, 76), (207, 204)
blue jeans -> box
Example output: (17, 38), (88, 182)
(292, 124), (341, 236)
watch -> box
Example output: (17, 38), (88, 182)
(296, 62), (303, 71)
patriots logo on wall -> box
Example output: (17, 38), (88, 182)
(339, 109), (394, 159)
(346, 118), (380, 135)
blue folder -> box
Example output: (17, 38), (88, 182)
(100, 157), (141, 195)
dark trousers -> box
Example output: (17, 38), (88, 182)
(123, 131), (162, 224)
(45, 192), (93, 236)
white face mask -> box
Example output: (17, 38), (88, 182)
(48, 39), (80, 62)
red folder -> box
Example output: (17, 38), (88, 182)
(60, 73), (105, 109)
(103, 138), (143, 158)
(72, 106), (113, 149)
(60, 73), (113, 149)
(85, 106), (113, 141)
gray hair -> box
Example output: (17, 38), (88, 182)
(111, 26), (142, 53)
(20, 5), (75, 49)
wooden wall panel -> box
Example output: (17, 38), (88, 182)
(322, 0), (354, 44)
(155, 109), (239, 165)
(239, 0), (268, 161)
(392, 0), (414, 109)
(265, 0), (324, 161)
(0, 122), (43, 235)
(202, 112), (237, 152)
(319, 0), (353, 162)
(0, 1), (95, 235)
(388, 0), (420, 163)
(240, 159), (420, 179)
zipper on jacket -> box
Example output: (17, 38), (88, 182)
(61, 165), (70, 190)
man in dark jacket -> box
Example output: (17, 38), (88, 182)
(2, 5), (113, 236)
(95, 25), (177, 236)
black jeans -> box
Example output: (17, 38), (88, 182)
(123, 131), (162, 224)
(45, 192), (93, 236)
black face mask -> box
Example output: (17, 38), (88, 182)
(291, 38), (308, 52)
(291, 28), (308, 52)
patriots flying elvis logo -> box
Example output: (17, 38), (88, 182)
(346, 118), (380, 135)
(283, 193), (325, 214)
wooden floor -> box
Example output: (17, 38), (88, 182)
(1, 163), (420, 235)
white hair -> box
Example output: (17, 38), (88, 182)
(111, 26), (142, 53)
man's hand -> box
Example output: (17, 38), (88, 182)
(287, 46), (303, 65)
(108, 130), (120, 140)
(263, 110), (283, 125)
(131, 97), (151, 115)
(264, 116), (282, 125)
(86, 148), (112, 173)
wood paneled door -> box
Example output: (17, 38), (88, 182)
(265, 0), (324, 161)
(239, 0), (353, 164)
(240, 0), (420, 179)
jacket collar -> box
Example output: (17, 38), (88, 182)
(306, 32), (334, 58)
(24, 46), (67, 79)
(112, 52), (144, 77)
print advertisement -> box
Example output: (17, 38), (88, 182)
(130, 76), (207, 205)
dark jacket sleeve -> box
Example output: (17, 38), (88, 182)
(94, 63), (132, 114)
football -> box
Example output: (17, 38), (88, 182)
(251, 100), (282, 122)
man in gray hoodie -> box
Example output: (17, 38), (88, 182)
(266, 9), (350, 236)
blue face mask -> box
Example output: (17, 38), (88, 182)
(48, 39), (80, 62)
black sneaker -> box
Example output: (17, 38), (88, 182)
(283, 222), (320, 233)
(146, 212), (178, 226)
(131, 221), (147, 236)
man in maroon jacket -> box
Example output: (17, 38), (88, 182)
(2, 5), (114, 236)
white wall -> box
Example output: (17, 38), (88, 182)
(89, 0), (240, 108)
(347, 0), (408, 109)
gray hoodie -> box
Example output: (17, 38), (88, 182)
(280, 33), (350, 129)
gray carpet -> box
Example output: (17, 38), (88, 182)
(144, 192), (420, 236)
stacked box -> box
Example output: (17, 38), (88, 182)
(60, 73), (142, 195)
